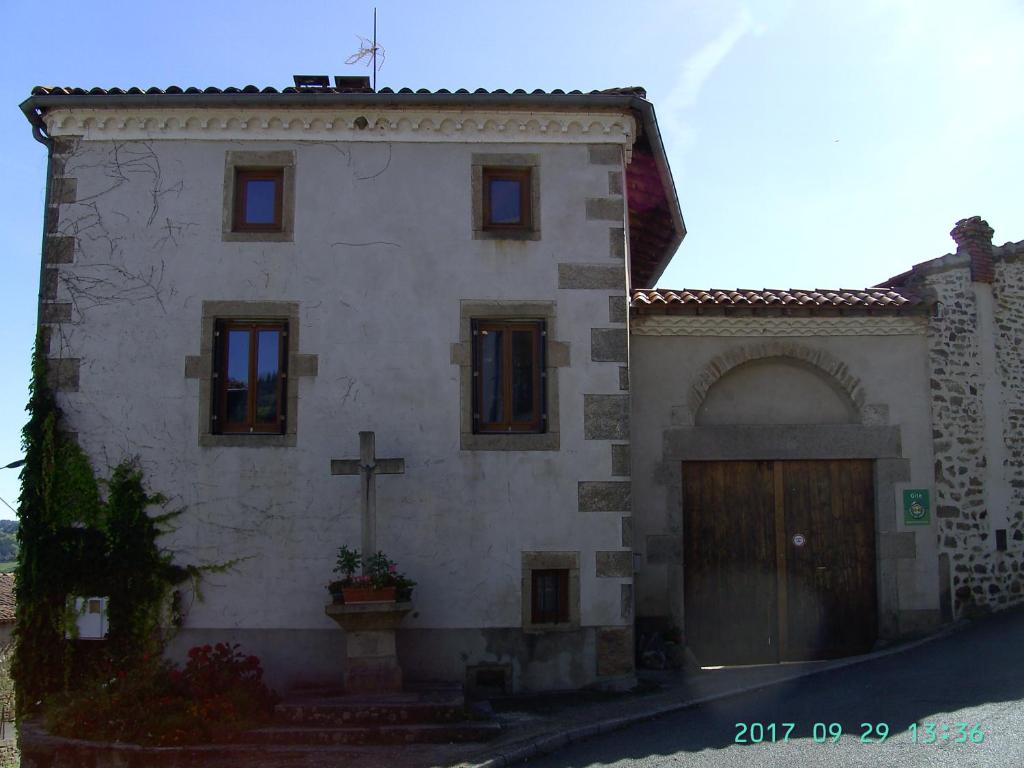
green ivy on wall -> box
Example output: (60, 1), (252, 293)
(13, 335), (205, 711)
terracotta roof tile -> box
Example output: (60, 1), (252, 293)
(632, 287), (922, 311)
(0, 573), (15, 623)
(30, 85), (648, 98)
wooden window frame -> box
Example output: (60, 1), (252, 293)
(531, 569), (570, 624)
(212, 320), (288, 435)
(232, 168), (284, 232)
(482, 167), (532, 231)
(471, 319), (546, 434)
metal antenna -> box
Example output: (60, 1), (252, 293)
(345, 7), (385, 92)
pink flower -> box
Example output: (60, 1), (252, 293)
(388, 565), (397, 573)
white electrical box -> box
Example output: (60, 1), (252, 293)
(69, 596), (108, 640)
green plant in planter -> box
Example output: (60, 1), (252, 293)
(326, 546), (416, 601)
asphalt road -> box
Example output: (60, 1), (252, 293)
(524, 608), (1024, 768)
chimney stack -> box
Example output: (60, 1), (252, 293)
(950, 216), (994, 283)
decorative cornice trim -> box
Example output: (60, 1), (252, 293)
(631, 315), (928, 337)
(43, 108), (636, 155)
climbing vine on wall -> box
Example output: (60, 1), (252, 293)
(14, 334), (203, 712)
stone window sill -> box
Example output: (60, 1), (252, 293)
(461, 432), (559, 451)
(199, 433), (297, 448)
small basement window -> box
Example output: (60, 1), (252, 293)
(233, 169), (284, 232)
(531, 569), (569, 624)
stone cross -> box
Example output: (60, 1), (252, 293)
(330, 431), (405, 573)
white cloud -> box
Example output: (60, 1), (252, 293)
(660, 5), (758, 145)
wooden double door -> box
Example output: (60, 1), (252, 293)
(683, 460), (877, 666)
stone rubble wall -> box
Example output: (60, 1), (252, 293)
(992, 252), (1024, 603)
(925, 245), (1024, 616)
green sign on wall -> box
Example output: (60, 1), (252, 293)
(903, 489), (931, 526)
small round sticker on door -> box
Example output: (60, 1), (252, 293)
(792, 534), (806, 547)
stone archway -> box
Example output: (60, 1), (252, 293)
(686, 341), (868, 423)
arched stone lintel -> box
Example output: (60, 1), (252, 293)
(687, 342), (869, 422)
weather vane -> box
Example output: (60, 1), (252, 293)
(346, 7), (385, 91)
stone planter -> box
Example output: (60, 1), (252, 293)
(341, 585), (396, 603)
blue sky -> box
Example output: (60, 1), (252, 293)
(1, 0), (1021, 519)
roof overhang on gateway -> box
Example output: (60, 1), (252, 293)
(21, 85), (686, 288)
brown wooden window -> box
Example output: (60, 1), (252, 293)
(472, 320), (545, 433)
(482, 167), (531, 230)
(212, 320), (287, 434)
(531, 569), (569, 624)
(233, 169), (284, 232)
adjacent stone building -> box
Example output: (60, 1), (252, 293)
(887, 218), (1024, 618)
(19, 77), (1022, 690)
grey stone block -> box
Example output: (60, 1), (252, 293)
(664, 425), (903, 460)
(596, 551), (632, 578)
(546, 341), (571, 367)
(608, 296), (627, 324)
(621, 584), (633, 619)
(586, 198), (625, 221)
(52, 177), (77, 204)
(619, 366), (629, 391)
(40, 302), (71, 323)
(588, 146), (621, 166)
(292, 353), (319, 377)
(47, 358), (80, 391)
(608, 171), (623, 195)
(44, 236), (75, 264)
(646, 535), (681, 564)
(558, 263), (625, 290)
(584, 395), (629, 440)
(184, 355), (202, 379)
(609, 227), (625, 258)
(897, 609), (942, 635)
(611, 444), (630, 476)
(621, 516), (633, 547)
(42, 268), (59, 301)
(596, 627), (634, 676)
(591, 328), (627, 362)
(880, 531), (917, 560)
(578, 480), (631, 512)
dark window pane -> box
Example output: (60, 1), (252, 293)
(533, 570), (567, 623)
(511, 330), (535, 422)
(537, 574), (558, 615)
(225, 330), (250, 424)
(255, 330), (280, 424)
(480, 329), (504, 424)
(244, 179), (277, 224)
(489, 179), (521, 224)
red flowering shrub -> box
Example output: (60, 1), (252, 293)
(43, 644), (277, 746)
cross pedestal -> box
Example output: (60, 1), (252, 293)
(324, 601), (412, 694)
(328, 431), (409, 694)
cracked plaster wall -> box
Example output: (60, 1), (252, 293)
(40, 135), (631, 689)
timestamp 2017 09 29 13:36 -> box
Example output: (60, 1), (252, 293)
(734, 721), (987, 745)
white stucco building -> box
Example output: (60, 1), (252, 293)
(20, 78), (1023, 692)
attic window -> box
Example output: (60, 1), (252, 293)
(233, 169), (283, 232)
(483, 168), (531, 230)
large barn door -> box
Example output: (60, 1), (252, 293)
(683, 461), (779, 665)
(779, 460), (876, 661)
(682, 460), (876, 666)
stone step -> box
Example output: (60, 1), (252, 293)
(276, 698), (468, 725)
(245, 720), (502, 745)
(276, 684), (470, 726)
